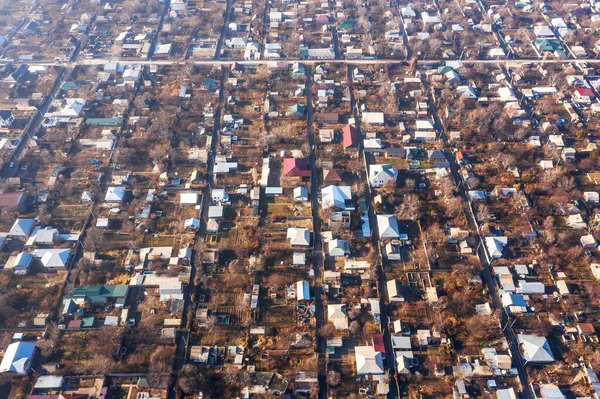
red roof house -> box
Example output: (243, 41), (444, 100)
(372, 333), (386, 358)
(575, 87), (595, 102)
(283, 158), (312, 177)
(342, 124), (359, 152)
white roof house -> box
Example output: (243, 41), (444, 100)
(496, 388), (517, 399)
(327, 304), (348, 330)
(534, 25), (555, 37)
(5, 252), (33, 273)
(518, 334), (554, 364)
(327, 239), (350, 257)
(35, 248), (70, 269)
(322, 185), (353, 210)
(355, 346), (384, 375)
(180, 191), (199, 205)
(538, 384), (565, 399)
(421, 11), (442, 24)
(35, 227), (59, 245)
(396, 351), (414, 374)
(581, 234), (598, 248)
(567, 214), (587, 229)
(498, 87), (518, 102)
(105, 186), (126, 203)
(387, 279), (404, 302)
(81, 191), (94, 203)
(485, 236), (508, 259)
(8, 219), (35, 238)
(296, 280), (310, 301)
(377, 215), (400, 238)
(540, 160), (554, 170)
(287, 227), (311, 246)
(369, 164), (398, 188)
(584, 192), (600, 203)
(0, 341), (36, 374)
(416, 119), (435, 130)
(362, 112), (385, 125)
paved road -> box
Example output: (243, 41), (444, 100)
(305, 66), (328, 399)
(3, 57), (600, 68)
(347, 65), (399, 399)
(214, 0), (233, 60)
(422, 78), (534, 399)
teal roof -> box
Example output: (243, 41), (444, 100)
(85, 117), (123, 126)
(81, 317), (95, 328)
(290, 104), (306, 115)
(61, 81), (79, 91)
(66, 284), (129, 303)
(340, 20), (357, 29)
(536, 38), (562, 51)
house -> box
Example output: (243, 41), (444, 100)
(364, 138), (384, 153)
(377, 215), (400, 238)
(537, 384), (565, 399)
(80, 191), (94, 203)
(307, 48), (335, 60)
(496, 388), (517, 399)
(327, 304), (348, 330)
(584, 192), (600, 203)
(387, 279), (404, 302)
(396, 351), (414, 374)
(289, 104), (306, 117)
(64, 284), (129, 307)
(369, 164), (398, 188)
(296, 280), (310, 301)
(211, 189), (229, 204)
(283, 158), (311, 177)
(315, 112), (339, 124)
(485, 236), (508, 258)
(575, 87), (595, 104)
(362, 112), (385, 125)
(567, 214), (587, 229)
(0, 192), (27, 211)
(322, 185), (353, 210)
(292, 62), (305, 76)
(327, 239), (350, 257)
(518, 334), (554, 365)
(319, 129), (334, 142)
(342, 124), (359, 152)
(180, 191), (199, 205)
(8, 218), (35, 238)
(184, 218), (200, 232)
(323, 169), (343, 185)
(0, 342), (37, 374)
(561, 148), (576, 161)
(35, 227), (58, 245)
(4, 252), (33, 274)
(35, 248), (71, 269)
(294, 187), (309, 202)
(0, 110), (15, 128)
(355, 346), (384, 375)
(384, 242), (402, 260)
(287, 227), (311, 246)
(581, 234), (597, 248)
(105, 187), (126, 203)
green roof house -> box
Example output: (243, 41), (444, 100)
(290, 104), (306, 117)
(340, 20), (357, 29)
(65, 284), (129, 307)
(85, 117), (123, 126)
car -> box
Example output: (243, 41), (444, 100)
(9, 162), (15, 168)
(20, 165), (27, 170)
